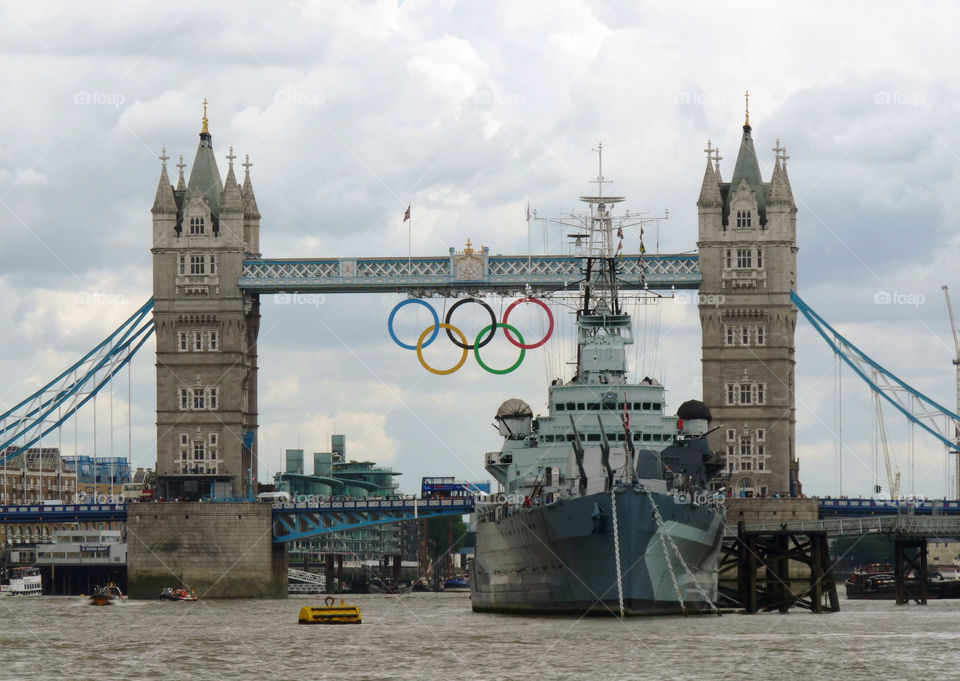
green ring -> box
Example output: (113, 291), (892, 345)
(474, 323), (525, 375)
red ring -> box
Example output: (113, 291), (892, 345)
(502, 298), (554, 349)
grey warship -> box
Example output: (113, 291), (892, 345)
(470, 155), (726, 616)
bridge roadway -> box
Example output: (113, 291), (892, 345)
(237, 253), (702, 295)
(5, 496), (960, 542)
(0, 497), (475, 543)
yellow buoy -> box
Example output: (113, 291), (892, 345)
(298, 597), (362, 624)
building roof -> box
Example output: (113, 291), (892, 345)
(724, 124), (767, 224)
(185, 129), (223, 216)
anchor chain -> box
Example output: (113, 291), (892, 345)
(610, 487), (625, 617)
(644, 489), (721, 616)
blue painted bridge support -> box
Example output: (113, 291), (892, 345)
(817, 498), (960, 517)
(0, 498), (476, 543)
(271, 497), (475, 543)
(0, 503), (127, 523)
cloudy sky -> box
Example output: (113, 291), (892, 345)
(0, 0), (958, 498)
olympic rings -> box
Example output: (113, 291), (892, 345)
(417, 323), (469, 375)
(444, 298), (497, 350)
(502, 298), (554, 349)
(473, 323), (525, 375)
(388, 297), (554, 374)
(388, 299), (440, 350)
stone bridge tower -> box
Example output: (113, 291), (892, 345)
(150, 104), (261, 500)
(697, 96), (800, 497)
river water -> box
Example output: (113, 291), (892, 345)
(1, 592), (958, 680)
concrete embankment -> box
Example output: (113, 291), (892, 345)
(126, 502), (287, 599)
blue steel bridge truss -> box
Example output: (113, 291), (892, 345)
(0, 299), (154, 467)
(792, 290), (960, 452)
(271, 497), (475, 543)
(0, 499), (475, 543)
(238, 253), (702, 295)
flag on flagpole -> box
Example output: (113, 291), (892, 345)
(526, 201), (530, 223)
(403, 205), (411, 222)
(616, 226), (623, 239)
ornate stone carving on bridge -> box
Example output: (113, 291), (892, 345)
(339, 259), (357, 278)
(452, 238), (486, 281)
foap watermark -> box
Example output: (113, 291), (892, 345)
(673, 292), (725, 307)
(473, 88), (525, 108)
(73, 91), (126, 108)
(75, 292), (127, 306)
(275, 292), (326, 308)
(673, 490), (725, 508)
(77, 491), (126, 504)
(274, 90), (325, 108)
(873, 290), (925, 308)
(673, 91), (725, 107)
(873, 90), (926, 107)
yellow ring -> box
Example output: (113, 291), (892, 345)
(416, 323), (469, 375)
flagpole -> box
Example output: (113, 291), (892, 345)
(526, 201), (531, 276)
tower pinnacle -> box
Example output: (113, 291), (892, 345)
(201, 98), (209, 135)
(744, 90), (750, 128)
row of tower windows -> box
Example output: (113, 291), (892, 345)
(724, 248), (763, 269)
(178, 433), (218, 475)
(725, 382), (767, 406)
(178, 387), (219, 410)
(724, 326), (766, 347)
(725, 430), (768, 473)
(735, 210), (752, 228)
(177, 254), (217, 276)
(189, 217), (205, 235)
(178, 330), (219, 352)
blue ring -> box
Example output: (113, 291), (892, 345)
(388, 299), (439, 350)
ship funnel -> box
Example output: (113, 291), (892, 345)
(677, 399), (711, 435)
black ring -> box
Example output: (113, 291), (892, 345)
(444, 298), (497, 349)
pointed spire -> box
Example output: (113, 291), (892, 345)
(152, 147), (177, 214)
(726, 112), (766, 222)
(221, 146), (242, 213)
(175, 154), (186, 191)
(240, 154), (260, 219)
(698, 140), (721, 207)
(769, 139), (794, 205)
(186, 101), (223, 214)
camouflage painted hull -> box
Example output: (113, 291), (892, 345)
(470, 488), (724, 615)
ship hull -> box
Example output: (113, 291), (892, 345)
(470, 488), (724, 616)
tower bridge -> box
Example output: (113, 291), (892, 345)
(148, 100), (800, 502)
(7, 99), (960, 601)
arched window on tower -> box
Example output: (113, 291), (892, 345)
(189, 217), (205, 235)
(736, 210), (752, 228)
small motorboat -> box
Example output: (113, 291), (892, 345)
(442, 576), (470, 592)
(88, 584), (125, 606)
(159, 587), (199, 601)
(298, 597), (362, 624)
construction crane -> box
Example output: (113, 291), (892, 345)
(942, 285), (960, 498)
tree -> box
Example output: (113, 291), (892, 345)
(424, 515), (467, 560)
(831, 534), (894, 570)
